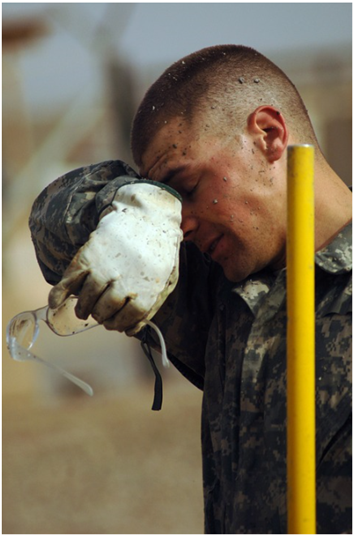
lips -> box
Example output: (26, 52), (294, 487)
(205, 234), (223, 256)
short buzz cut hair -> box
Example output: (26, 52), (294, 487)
(131, 44), (319, 166)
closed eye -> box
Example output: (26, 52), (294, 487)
(185, 182), (198, 197)
(167, 176), (199, 199)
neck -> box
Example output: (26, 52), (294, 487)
(314, 160), (352, 251)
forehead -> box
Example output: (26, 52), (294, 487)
(139, 117), (197, 177)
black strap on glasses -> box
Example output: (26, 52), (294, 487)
(140, 327), (164, 411)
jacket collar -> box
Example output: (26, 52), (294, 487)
(231, 221), (352, 317)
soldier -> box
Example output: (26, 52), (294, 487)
(29, 45), (352, 533)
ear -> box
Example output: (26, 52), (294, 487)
(247, 106), (289, 163)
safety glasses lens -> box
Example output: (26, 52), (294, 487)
(8, 313), (37, 350)
(46, 298), (98, 336)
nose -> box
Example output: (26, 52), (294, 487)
(181, 208), (199, 241)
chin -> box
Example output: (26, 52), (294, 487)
(224, 273), (247, 283)
(221, 252), (265, 282)
(222, 263), (250, 283)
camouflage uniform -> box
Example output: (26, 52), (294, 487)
(29, 160), (352, 534)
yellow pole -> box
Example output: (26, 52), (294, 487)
(286, 144), (316, 534)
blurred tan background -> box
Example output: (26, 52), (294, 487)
(2, 3), (352, 534)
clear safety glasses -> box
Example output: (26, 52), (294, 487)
(6, 296), (169, 406)
(6, 296), (98, 396)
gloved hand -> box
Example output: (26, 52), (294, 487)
(48, 182), (183, 335)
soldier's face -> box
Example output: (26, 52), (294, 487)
(140, 118), (287, 282)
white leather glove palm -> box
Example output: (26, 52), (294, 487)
(48, 182), (183, 335)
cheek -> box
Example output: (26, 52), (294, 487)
(214, 198), (248, 228)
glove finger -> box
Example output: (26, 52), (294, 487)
(102, 297), (148, 333)
(74, 274), (113, 320)
(91, 282), (129, 323)
(48, 270), (88, 309)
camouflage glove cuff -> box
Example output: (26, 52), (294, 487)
(48, 182), (183, 335)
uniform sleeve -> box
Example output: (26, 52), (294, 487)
(29, 159), (215, 387)
(29, 160), (140, 285)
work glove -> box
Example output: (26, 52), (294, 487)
(48, 182), (183, 335)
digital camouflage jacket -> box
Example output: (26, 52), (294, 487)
(29, 160), (352, 534)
